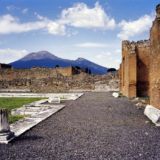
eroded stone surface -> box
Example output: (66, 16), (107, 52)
(48, 97), (60, 103)
(144, 105), (160, 126)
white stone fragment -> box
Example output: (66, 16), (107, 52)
(112, 92), (119, 98)
(144, 105), (160, 126)
(48, 97), (60, 103)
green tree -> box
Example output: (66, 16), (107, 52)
(107, 68), (116, 73)
(55, 65), (59, 68)
(85, 67), (88, 73)
(74, 66), (81, 70)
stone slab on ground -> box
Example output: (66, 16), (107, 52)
(0, 93), (84, 100)
(1, 105), (65, 144)
(0, 89), (31, 93)
(69, 89), (119, 93)
(144, 105), (160, 126)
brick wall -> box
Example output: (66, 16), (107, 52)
(120, 4), (160, 110)
(119, 40), (150, 98)
(150, 4), (160, 109)
(136, 40), (150, 96)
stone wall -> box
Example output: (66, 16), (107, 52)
(120, 41), (137, 97)
(120, 4), (160, 109)
(0, 65), (81, 81)
(119, 40), (150, 98)
(56, 66), (80, 76)
(150, 4), (160, 109)
(0, 70), (119, 93)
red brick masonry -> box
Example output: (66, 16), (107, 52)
(119, 4), (160, 109)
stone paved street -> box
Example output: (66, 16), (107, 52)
(0, 92), (160, 159)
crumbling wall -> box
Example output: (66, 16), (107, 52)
(56, 66), (72, 76)
(120, 41), (137, 97)
(120, 39), (150, 98)
(0, 67), (58, 80)
(0, 71), (119, 92)
(150, 4), (160, 109)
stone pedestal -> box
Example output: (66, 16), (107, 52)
(0, 109), (14, 143)
(48, 97), (60, 103)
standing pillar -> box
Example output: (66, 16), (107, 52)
(0, 108), (14, 143)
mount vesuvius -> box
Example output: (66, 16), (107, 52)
(9, 51), (109, 75)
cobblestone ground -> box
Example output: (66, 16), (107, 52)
(0, 92), (160, 160)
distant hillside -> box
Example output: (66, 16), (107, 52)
(9, 51), (109, 75)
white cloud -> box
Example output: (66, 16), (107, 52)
(115, 49), (121, 53)
(67, 34), (71, 37)
(72, 31), (78, 35)
(47, 22), (66, 35)
(0, 48), (28, 63)
(35, 12), (47, 20)
(109, 57), (113, 60)
(114, 59), (121, 63)
(57, 1), (116, 30)
(74, 43), (108, 47)
(96, 54), (105, 59)
(6, 5), (19, 11)
(0, 14), (66, 36)
(0, 14), (49, 34)
(0, 48), (28, 57)
(102, 51), (111, 55)
(73, 52), (85, 54)
(22, 8), (28, 14)
(96, 51), (111, 59)
(117, 13), (155, 40)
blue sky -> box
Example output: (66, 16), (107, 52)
(0, 0), (159, 69)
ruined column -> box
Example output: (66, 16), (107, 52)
(0, 108), (14, 142)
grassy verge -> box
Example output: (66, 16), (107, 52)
(0, 97), (46, 124)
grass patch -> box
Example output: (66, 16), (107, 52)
(0, 97), (46, 124)
(60, 97), (66, 99)
(103, 132), (108, 136)
(140, 96), (150, 100)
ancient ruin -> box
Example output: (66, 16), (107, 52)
(119, 4), (160, 109)
(0, 63), (119, 92)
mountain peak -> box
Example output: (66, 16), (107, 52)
(19, 50), (60, 61)
(76, 58), (86, 61)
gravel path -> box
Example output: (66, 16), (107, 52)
(0, 92), (160, 160)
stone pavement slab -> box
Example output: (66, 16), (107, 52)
(0, 93), (84, 100)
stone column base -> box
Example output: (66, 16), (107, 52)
(0, 131), (15, 143)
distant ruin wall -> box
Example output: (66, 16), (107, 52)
(0, 68), (58, 81)
(0, 66), (80, 81)
(0, 71), (119, 93)
(56, 66), (80, 76)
